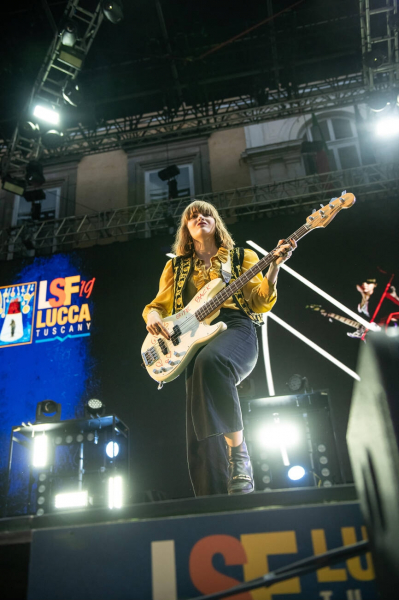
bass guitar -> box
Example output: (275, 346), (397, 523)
(141, 191), (355, 387)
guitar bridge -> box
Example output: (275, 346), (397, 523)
(142, 346), (159, 366)
(170, 325), (181, 346)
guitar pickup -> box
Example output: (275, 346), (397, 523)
(142, 346), (159, 366)
(170, 325), (182, 347)
(157, 338), (169, 355)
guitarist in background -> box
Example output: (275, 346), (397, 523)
(143, 200), (295, 496)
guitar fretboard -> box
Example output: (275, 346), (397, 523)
(195, 223), (310, 321)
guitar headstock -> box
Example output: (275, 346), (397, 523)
(306, 191), (355, 230)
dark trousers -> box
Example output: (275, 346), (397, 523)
(185, 309), (258, 496)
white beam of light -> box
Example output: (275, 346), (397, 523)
(261, 316), (275, 396)
(247, 240), (380, 332)
(268, 312), (360, 381)
(33, 104), (60, 125)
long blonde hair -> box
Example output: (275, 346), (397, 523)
(172, 200), (235, 256)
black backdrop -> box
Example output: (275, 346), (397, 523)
(1, 195), (398, 501)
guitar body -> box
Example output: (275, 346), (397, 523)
(141, 278), (228, 384)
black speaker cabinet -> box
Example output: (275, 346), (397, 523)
(347, 331), (399, 599)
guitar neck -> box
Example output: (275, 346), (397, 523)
(326, 312), (361, 329)
(195, 223), (310, 321)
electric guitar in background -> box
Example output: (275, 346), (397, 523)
(307, 304), (367, 339)
(141, 192), (356, 387)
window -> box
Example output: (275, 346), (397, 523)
(305, 116), (361, 171)
(144, 164), (194, 203)
(12, 187), (61, 227)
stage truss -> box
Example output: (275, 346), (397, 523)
(2, 161), (398, 260)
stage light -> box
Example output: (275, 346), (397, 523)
(23, 189), (46, 203)
(32, 434), (48, 468)
(102, 0), (124, 24)
(288, 465), (306, 481)
(2, 176), (26, 196)
(35, 400), (62, 423)
(367, 91), (391, 112)
(106, 441), (119, 458)
(375, 116), (399, 137)
(59, 45), (84, 69)
(62, 80), (82, 107)
(85, 398), (106, 417)
(26, 161), (45, 187)
(364, 49), (386, 69)
(20, 121), (40, 139)
(108, 476), (122, 509)
(41, 129), (64, 149)
(258, 422), (300, 449)
(287, 373), (308, 393)
(246, 240), (379, 332)
(33, 104), (60, 125)
(261, 316), (275, 396)
(61, 20), (77, 47)
(54, 490), (88, 509)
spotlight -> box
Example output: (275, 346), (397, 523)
(288, 465), (306, 481)
(41, 129), (64, 149)
(286, 373), (309, 394)
(258, 423), (300, 449)
(2, 176), (26, 196)
(106, 441), (119, 458)
(367, 90), (391, 112)
(32, 434), (48, 468)
(62, 80), (82, 107)
(364, 49), (386, 69)
(102, 0), (124, 24)
(26, 161), (45, 187)
(108, 476), (122, 509)
(54, 490), (88, 509)
(20, 121), (40, 140)
(35, 400), (62, 423)
(33, 104), (60, 125)
(61, 20), (77, 47)
(85, 398), (106, 418)
(375, 116), (399, 137)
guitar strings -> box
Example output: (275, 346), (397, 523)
(145, 224), (310, 361)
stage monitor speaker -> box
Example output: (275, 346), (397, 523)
(347, 331), (399, 599)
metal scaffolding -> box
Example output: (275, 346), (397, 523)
(1, 0), (104, 182)
(360, 0), (399, 89)
(2, 161), (398, 260)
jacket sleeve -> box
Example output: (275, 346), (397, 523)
(241, 248), (277, 313)
(142, 259), (175, 323)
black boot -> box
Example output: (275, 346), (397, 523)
(227, 439), (254, 494)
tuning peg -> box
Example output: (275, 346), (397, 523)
(330, 197), (338, 203)
(320, 204), (324, 208)
(312, 209), (316, 213)
(341, 190), (346, 195)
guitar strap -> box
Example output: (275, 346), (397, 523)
(221, 251), (232, 284)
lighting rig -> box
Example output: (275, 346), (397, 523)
(1, 0), (123, 204)
(5, 399), (129, 517)
(244, 390), (343, 491)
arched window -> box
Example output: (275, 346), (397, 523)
(304, 116), (362, 172)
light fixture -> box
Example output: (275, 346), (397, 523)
(367, 90), (391, 112)
(286, 373), (309, 394)
(85, 398), (106, 418)
(106, 441), (119, 458)
(364, 49), (386, 69)
(2, 176), (26, 196)
(41, 129), (64, 149)
(102, 0), (124, 24)
(20, 121), (40, 139)
(26, 161), (45, 187)
(61, 20), (78, 47)
(33, 104), (60, 125)
(288, 465), (306, 481)
(257, 422), (300, 449)
(108, 476), (122, 509)
(35, 400), (62, 423)
(62, 80), (82, 107)
(32, 434), (48, 468)
(54, 490), (88, 509)
(23, 189), (46, 203)
(375, 115), (399, 137)
(59, 46), (84, 69)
